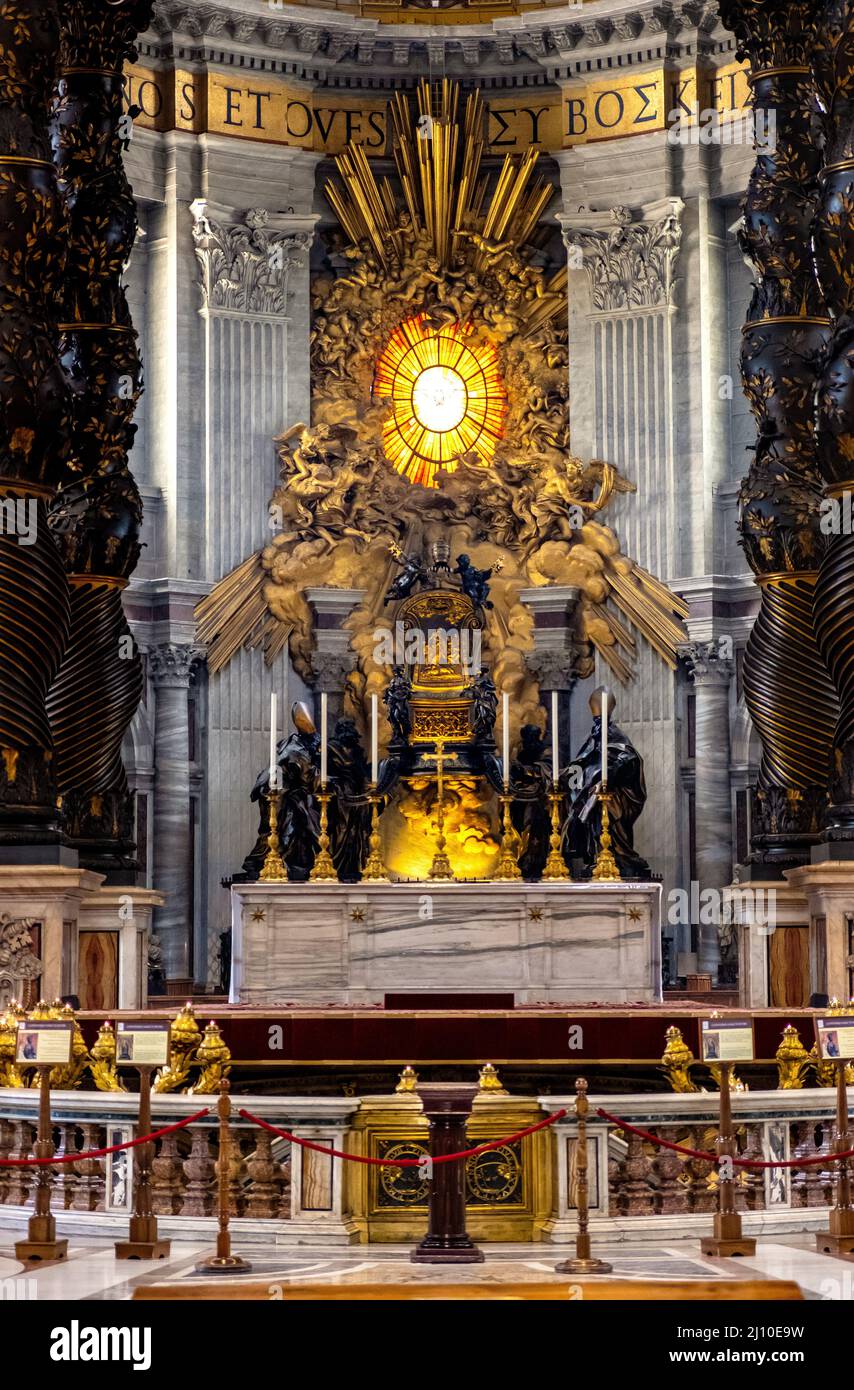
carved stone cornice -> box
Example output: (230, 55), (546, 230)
(560, 198), (684, 313)
(141, 1), (731, 82)
(190, 201), (314, 316)
(678, 638), (735, 685)
(149, 643), (205, 687)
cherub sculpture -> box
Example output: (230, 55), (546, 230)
(385, 542), (430, 603)
(455, 553), (495, 609)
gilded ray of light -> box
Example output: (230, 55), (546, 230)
(374, 313), (507, 486)
(383, 780), (500, 881)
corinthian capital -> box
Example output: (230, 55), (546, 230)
(678, 638), (735, 685)
(190, 201), (314, 315)
(560, 197), (684, 312)
(148, 643), (205, 688)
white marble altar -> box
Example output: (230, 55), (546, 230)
(229, 881), (662, 1005)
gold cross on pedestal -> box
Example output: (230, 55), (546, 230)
(423, 738), (458, 881)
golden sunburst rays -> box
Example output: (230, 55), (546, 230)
(373, 314), (507, 487)
(195, 553), (286, 674)
(590, 562), (690, 682)
(324, 79), (556, 284)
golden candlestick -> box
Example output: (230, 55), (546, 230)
(542, 785), (571, 881)
(310, 789), (339, 882)
(591, 787), (621, 882)
(362, 789), (389, 882)
(494, 788), (522, 880)
(259, 784), (288, 882)
(424, 737), (456, 881)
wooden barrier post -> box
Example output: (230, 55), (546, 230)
(411, 1083), (484, 1264)
(195, 1079), (252, 1274)
(816, 1058), (854, 1254)
(115, 1065), (171, 1260)
(555, 1078), (611, 1275)
(700, 1060), (756, 1257)
(14, 1064), (68, 1262)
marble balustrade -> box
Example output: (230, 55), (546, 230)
(0, 1087), (848, 1245)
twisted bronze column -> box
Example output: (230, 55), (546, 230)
(811, 1), (854, 841)
(45, 0), (152, 877)
(720, 0), (838, 867)
(0, 2), (72, 848)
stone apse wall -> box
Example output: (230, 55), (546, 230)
(120, 0), (761, 985)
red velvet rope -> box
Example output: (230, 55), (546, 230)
(595, 1106), (854, 1169)
(0, 1107), (210, 1166)
(239, 1107), (567, 1167)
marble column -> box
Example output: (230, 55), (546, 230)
(680, 639), (735, 977)
(519, 585), (581, 768)
(150, 644), (203, 983)
(307, 588), (367, 724)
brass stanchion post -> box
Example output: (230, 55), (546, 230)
(700, 1061), (756, 1257)
(15, 1064), (68, 1262)
(555, 1078), (611, 1274)
(195, 1079), (252, 1274)
(115, 1065), (170, 1259)
(816, 1059), (854, 1254)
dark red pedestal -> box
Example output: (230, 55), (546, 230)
(411, 1083), (484, 1264)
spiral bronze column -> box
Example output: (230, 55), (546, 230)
(0, 2), (72, 849)
(720, 0), (837, 868)
(45, 0), (153, 878)
(811, 1), (854, 842)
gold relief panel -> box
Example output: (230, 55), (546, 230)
(410, 703), (472, 741)
(374, 1134), (524, 1210)
(344, 1095), (553, 1243)
(399, 591), (477, 627)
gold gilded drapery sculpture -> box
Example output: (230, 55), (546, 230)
(197, 81), (687, 745)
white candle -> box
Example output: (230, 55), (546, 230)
(269, 691), (277, 787)
(371, 692), (379, 785)
(551, 689), (559, 785)
(601, 687), (609, 789)
(320, 691), (328, 787)
(502, 691), (510, 787)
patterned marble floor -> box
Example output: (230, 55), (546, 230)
(0, 1234), (851, 1300)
